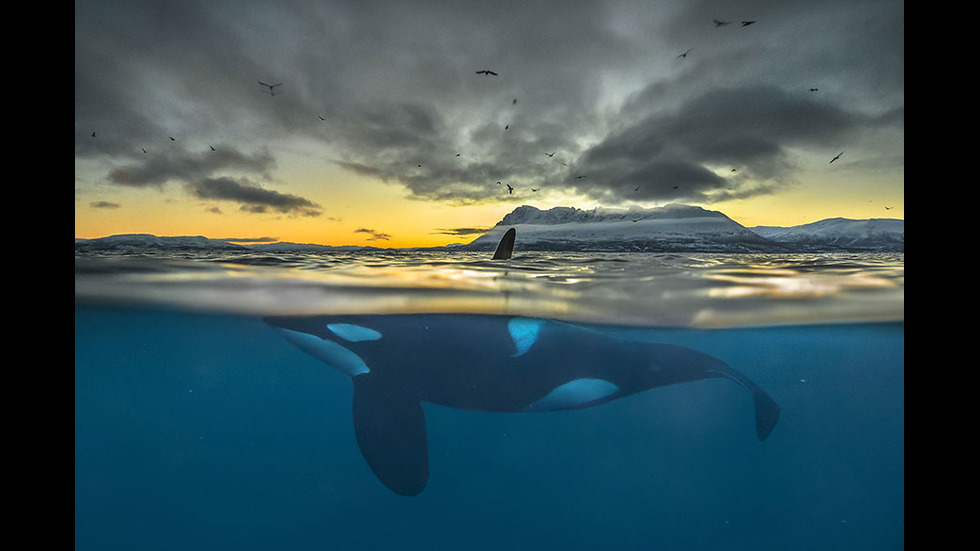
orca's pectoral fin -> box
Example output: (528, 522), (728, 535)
(352, 375), (429, 496)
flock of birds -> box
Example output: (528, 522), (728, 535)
(87, 17), (863, 206)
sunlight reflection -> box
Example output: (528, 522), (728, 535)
(75, 252), (904, 328)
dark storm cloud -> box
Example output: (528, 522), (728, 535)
(186, 177), (322, 216)
(567, 84), (882, 202)
(76, 0), (903, 207)
(107, 147), (277, 188)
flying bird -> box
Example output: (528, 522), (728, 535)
(677, 48), (692, 59)
(504, 124), (509, 130)
(741, 20), (756, 26)
(141, 147), (147, 154)
(318, 115), (326, 121)
(634, 185), (640, 192)
(713, 19), (731, 27)
(169, 136), (175, 141)
(531, 188), (539, 192)
(506, 184), (514, 194)
(258, 81), (282, 96)
(576, 175), (586, 179)
(90, 131), (96, 138)
(513, 98), (517, 105)
(809, 88), (819, 92)
(210, 145), (216, 151)
(545, 152), (556, 157)
(884, 206), (893, 210)
(475, 70), (498, 76)
(829, 151), (843, 163)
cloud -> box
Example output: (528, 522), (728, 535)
(186, 177), (322, 216)
(354, 228), (392, 241)
(557, 84), (874, 203)
(75, 0), (903, 219)
(90, 201), (121, 209)
(106, 147), (277, 188)
(434, 227), (493, 236)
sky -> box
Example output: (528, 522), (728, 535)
(75, 0), (904, 248)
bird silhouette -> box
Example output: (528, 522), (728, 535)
(545, 152), (556, 157)
(884, 206), (893, 210)
(741, 20), (756, 26)
(90, 131), (96, 138)
(504, 124), (510, 130)
(475, 70), (498, 76)
(634, 185), (640, 192)
(531, 188), (539, 192)
(318, 115), (326, 121)
(141, 147), (147, 154)
(809, 88), (819, 92)
(829, 151), (843, 163)
(259, 81), (282, 96)
(677, 48), (692, 58)
(506, 184), (514, 194)
(713, 19), (731, 27)
(210, 145), (216, 151)
(259, 80), (282, 96)
(576, 175), (586, 179)
(169, 136), (175, 141)
(513, 98), (517, 105)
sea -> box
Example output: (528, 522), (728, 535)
(75, 250), (904, 551)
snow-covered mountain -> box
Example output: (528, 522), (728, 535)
(74, 205), (904, 254)
(73, 234), (372, 253)
(463, 204), (778, 252)
(750, 218), (904, 252)
(73, 233), (248, 252)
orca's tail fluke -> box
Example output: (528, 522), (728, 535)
(747, 381), (781, 441)
(717, 368), (780, 441)
(492, 228), (516, 260)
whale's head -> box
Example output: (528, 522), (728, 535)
(267, 318), (383, 377)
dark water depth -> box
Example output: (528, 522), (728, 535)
(75, 304), (903, 551)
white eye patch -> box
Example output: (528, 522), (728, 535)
(327, 323), (383, 342)
(273, 327), (370, 377)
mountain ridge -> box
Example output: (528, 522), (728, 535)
(74, 204), (904, 253)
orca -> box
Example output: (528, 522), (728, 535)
(492, 227), (516, 260)
(266, 314), (780, 496)
(265, 230), (780, 496)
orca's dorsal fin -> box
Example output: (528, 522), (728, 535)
(492, 228), (516, 260)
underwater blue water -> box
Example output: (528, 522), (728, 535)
(75, 252), (903, 550)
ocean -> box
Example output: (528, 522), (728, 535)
(75, 250), (904, 550)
